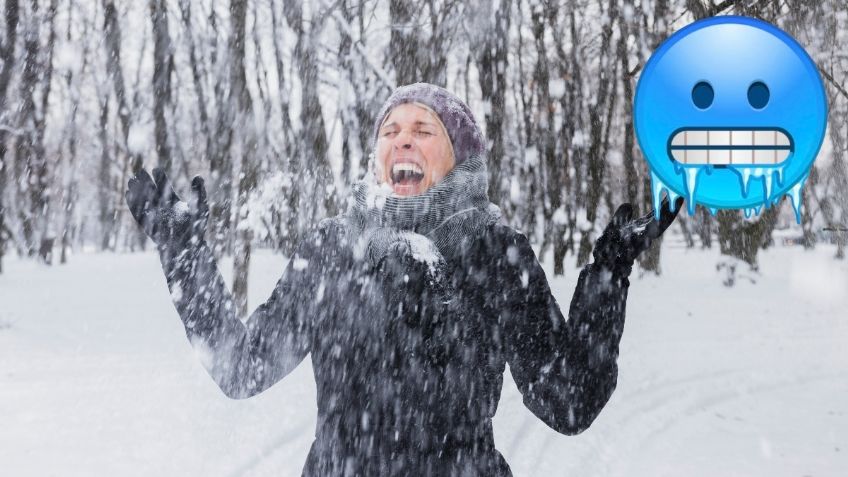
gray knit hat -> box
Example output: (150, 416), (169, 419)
(372, 83), (486, 166)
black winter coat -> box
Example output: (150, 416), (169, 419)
(159, 218), (629, 476)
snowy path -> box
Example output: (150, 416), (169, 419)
(1, 243), (846, 476)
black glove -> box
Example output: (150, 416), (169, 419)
(125, 167), (209, 248)
(592, 197), (683, 277)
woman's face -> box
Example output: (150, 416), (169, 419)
(376, 103), (455, 196)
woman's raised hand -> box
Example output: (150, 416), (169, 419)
(125, 167), (209, 247)
(592, 197), (684, 277)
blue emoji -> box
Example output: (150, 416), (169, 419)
(634, 16), (827, 222)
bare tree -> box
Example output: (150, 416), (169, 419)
(0, 0), (844, 278)
(389, 0), (457, 87)
(59, 0), (87, 264)
(100, 0), (141, 250)
(511, 0), (539, 239)
(14, 0), (57, 262)
(0, 0), (19, 273)
(226, 0), (256, 318)
(176, 0), (213, 170)
(281, 0), (335, 251)
(469, 0), (511, 205)
(576, 0), (618, 267)
(207, 2), (237, 256)
(336, 0), (385, 186)
(150, 0), (174, 174)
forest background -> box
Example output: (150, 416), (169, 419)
(0, 0), (846, 317)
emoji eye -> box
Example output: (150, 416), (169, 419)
(691, 81), (714, 109)
(748, 81), (770, 109)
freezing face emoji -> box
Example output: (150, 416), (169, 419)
(634, 16), (827, 221)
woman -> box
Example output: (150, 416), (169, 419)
(126, 83), (680, 476)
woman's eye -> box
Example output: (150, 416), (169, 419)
(415, 130), (433, 136)
(382, 131), (397, 137)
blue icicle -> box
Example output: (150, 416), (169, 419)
(763, 171), (773, 205)
(666, 188), (681, 211)
(740, 168), (753, 197)
(683, 167), (700, 215)
(650, 170), (665, 220)
(775, 165), (785, 187)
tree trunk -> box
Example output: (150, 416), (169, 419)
(150, 0), (173, 174)
(577, 0), (617, 267)
(801, 165), (819, 248)
(474, 0), (511, 206)
(15, 2), (40, 256)
(60, 2), (85, 264)
(619, 13), (638, 206)
(388, 0), (452, 86)
(15, 0), (56, 261)
(716, 207), (779, 271)
(282, 0), (335, 251)
(207, 4), (234, 256)
(97, 96), (112, 250)
(0, 0), (19, 273)
(389, 0), (417, 86)
(102, 0), (141, 251)
(227, 0), (255, 319)
(529, 3), (566, 274)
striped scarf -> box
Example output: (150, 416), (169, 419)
(343, 155), (501, 266)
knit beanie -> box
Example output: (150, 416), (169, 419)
(372, 83), (486, 166)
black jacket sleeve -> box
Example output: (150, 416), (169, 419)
(498, 227), (628, 435)
(158, 222), (339, 399)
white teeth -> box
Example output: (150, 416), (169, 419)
(392, 163), (423, 175)
(710, 149), (730, 164)
(754, 150), (775, 164)
(731, 130), (754, 146)
(754, 130), (773, 146)
(709, 130), (731, 146)
(731, 150), (753, 164)
(687, 130), (708, 145)
(688, 150), (708, 163)
(670, 130), (790, 147)
(669, 129), (791, 165)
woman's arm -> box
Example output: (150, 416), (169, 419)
(499, 200), (679, 434)
(158, 224), (332, 399)
(499, 229), (625, 435)
(126, 167), (333, 399)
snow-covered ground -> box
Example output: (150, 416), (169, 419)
(1, 240), (846, 477)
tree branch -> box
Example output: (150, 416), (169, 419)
(629, 0), (744, 78)
(709, 0), (743, 16)
(818, 64), (848, 102)
(323, 0), (395, 92)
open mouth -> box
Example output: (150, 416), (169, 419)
(390, 162), (425, 187)
(667, 128), (793, 165)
